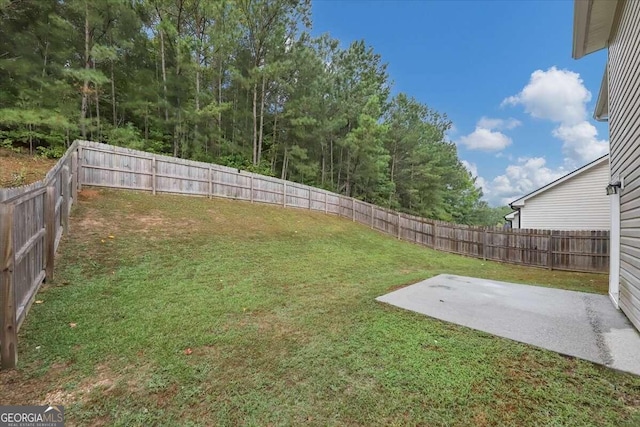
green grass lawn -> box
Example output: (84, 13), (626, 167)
(1, 189), (638, 426)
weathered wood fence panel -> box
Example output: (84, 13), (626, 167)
(1, 140), (610, 368)
(0, 141), (78, 368)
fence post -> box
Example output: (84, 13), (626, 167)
(547, 230), (553, 270)
(324, 192), (328, 213)
(44, 185), (56, 281)
(71, 150), (78, 203)
(61, 166), (70, 236)
(371, 205), (374, 229)
(483, 229), (488, 261)
(384, 209), (389, 233)
(397, 213), (402, 239)
(283, 182), (287, 207)
(76, 145), (83, 192)
(352, 199), (355, 221)
(434, 221), (439, 249)
(308, 188), (312, 210)
(250, 176), (254, 203)
(0, 203), (18, 369)
(152, 156), (157, 195)
(208, 166), (213, 199)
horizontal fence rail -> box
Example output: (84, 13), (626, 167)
(76, 141), (609, 274)
(0, 140), (610, 368)
(0, 141), (78, 368)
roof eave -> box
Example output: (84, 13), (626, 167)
(508, 154), (610, 207)
(572, 0), (593, 59)
(572, 0), (619, 59)
(594, 64), (609, 121)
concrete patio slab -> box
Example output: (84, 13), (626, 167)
(376, 274), (640, 376)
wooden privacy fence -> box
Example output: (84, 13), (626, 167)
(0, 140), (609, 368)
(0, 141), (79, 368)
(77, 141), (609, 273)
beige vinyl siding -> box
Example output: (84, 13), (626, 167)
(609, 0), (640, 331)
(519, 161), (610, 230)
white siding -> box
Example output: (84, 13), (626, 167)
(519, 161), (610, 230)
(512, 212), (520, 229)
(609, 0), (640, 331)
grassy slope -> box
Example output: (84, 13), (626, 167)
(1, 189), (637, 426)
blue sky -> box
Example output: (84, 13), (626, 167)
(311, 0), (609, 206)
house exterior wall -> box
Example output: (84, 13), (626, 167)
(609, 0), (640, 331)
(518, 161), (610, 230)
(512, 213), (520, 229)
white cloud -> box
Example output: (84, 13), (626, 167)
(482, 157), (568, 206)
(503, 66), (608, 165)
(459, 127), (512, 151)
(553, 122), (608, 166)
(477, 117), (522, 130)
(465, 67), (609, 206)
(458, 116), (520, 152)
(502, 67), (590, 125)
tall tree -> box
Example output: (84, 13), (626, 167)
(0, 0), (490, 223)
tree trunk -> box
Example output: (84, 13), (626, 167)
(41, 41), (48, 79)
(252, 80), (258, 165)
(111, 60), (116, 126)
(337, 146), (343, 190)
(257, 73), (266, 164)
(88, 92), (93, 140)
(93, 61), (100, 141)
(28, 123), (33, 155)
(80, 1), (90, 139)
(389, 142), (397, 204)
(159, 29), (169, 123)
(345, 152), (351, 196)
(195, 69), (200, 112)
(281, 148), (288, 180)
(321, 144), (325, 186)
(195, 64), (200, 146)
(271, 112), (278, 173)
(330, 139), (334, 188)
(144, 104), (149, 141)
(218, 61), (223, 130)
(231, 88), (237, 150)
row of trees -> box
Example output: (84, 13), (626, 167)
(0, 0), (508, 225)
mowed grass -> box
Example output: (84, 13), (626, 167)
(1, 189), (638, 426)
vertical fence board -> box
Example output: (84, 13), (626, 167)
(44, 186), (56, 281)
(0, 203), (17, 368)
(61, 167), (70, 235)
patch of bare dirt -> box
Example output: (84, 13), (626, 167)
(77, 189), (101, 201)
(0, 362), (131, 408)
(0, 361), (71, 405)
(125, 213), (167, 232)
(0, 148), (58, 188)
(75, 209), (105, 233)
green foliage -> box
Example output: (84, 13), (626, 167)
(468, 203), (513, 227)
(218, 153), (274, 176)
(9, 168), (27, 186)
(0, 138), (21, 152)
(105, 123), (145, 150)
(36, 144), (67, 159)
(0, 0), (493, 223)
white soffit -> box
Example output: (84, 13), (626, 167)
(573, 0), (619, 59)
